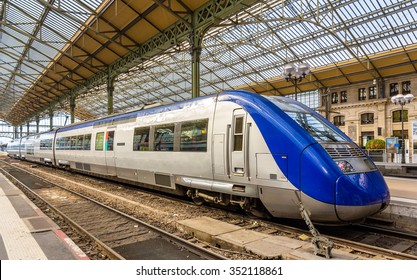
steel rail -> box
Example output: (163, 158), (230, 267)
(0, 160), (226, 260)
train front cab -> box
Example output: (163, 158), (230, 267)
(300, 142), (390, 224)
(263, 94), (390, 224)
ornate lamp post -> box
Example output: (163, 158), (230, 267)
(282, 62), (311, 101)
(391, 93), (415, 164)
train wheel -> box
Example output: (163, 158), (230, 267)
(245, 209), (269, 218)
(243, 202), (270, 219)
(192, 196), (205, 206)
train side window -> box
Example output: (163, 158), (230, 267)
(40, 139), (45, 150)
(133, 127), (150, 151)
(47, 139), (52, 150)
(154, 124), (175, 151)
(180, 119), (208, 152)
(40, 139), (52, 150)
(95, 132), (104, 151)
(234, 116), (244, 151)
(64, 137), (71, 150)
(83, 134), (91, 150)
(106, 131), (115, 151)
(56, 137), (63, 150)
(75, 135), (84, 150)
(59, 138), (65, 150)
(70, 136), (77, 150)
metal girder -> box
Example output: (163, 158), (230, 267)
(23, 0), (259, 125)
(6, 0), (417, 126)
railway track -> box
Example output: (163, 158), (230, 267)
(224, 218), (417, 260)
(0, 161), (225, 260)
(325, 223), (417, 258)
(2, 157), (417, 260)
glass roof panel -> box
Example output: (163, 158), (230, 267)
(0, 0), (103, 119)
(2, 0), (417, 123)
(44, 12), (79, 41)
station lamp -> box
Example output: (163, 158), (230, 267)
(390, 92), (415, 164)
(282, 62), (311, 101)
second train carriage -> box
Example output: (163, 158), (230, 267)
(7, 90), (390, 224)
(5, 140), (21, 159)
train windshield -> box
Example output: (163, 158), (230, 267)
(268, 97), (345, 142)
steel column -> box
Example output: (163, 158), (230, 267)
(107, 75), (115, 115)
(49, 108), (54, 130)
(35, 116), (40, 133)
(70, 95), (75, 124)
(191, 37), (202, 99)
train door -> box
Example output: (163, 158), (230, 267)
(230, 109), (248, 177)
(105, 130), (117, 175)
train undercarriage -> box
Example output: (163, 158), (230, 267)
(186, 188), (269, 218)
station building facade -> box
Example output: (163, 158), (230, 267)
(319, 73), (417, 162)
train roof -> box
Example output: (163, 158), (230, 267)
(19, 90), (322, 136)
(57, 93), (220, 133)
(58, 89), (292, 133)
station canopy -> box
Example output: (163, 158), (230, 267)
(1, 0), (417, 126)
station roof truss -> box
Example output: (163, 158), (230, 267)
(1, 0), (417, 126)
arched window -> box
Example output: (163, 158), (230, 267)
(392, 110), (408, 123)
(361, 113), (374, 124)
(333, 116), (345, 126)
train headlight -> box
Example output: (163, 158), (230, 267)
(335, 160), (356, 173)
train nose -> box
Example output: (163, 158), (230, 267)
(335, 171), (390, 223)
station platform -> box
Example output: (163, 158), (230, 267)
(0, 172), (88, 260)
(376, 162), (417, 178)
(374, 175), (417, 231)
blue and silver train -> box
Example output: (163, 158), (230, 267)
(7, 90), (390, 224)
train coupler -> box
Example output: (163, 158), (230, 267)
(311, 235), (333, 259)
(295, 191), (334, 259)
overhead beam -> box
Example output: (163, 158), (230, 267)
(23, 0), (258, 125)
